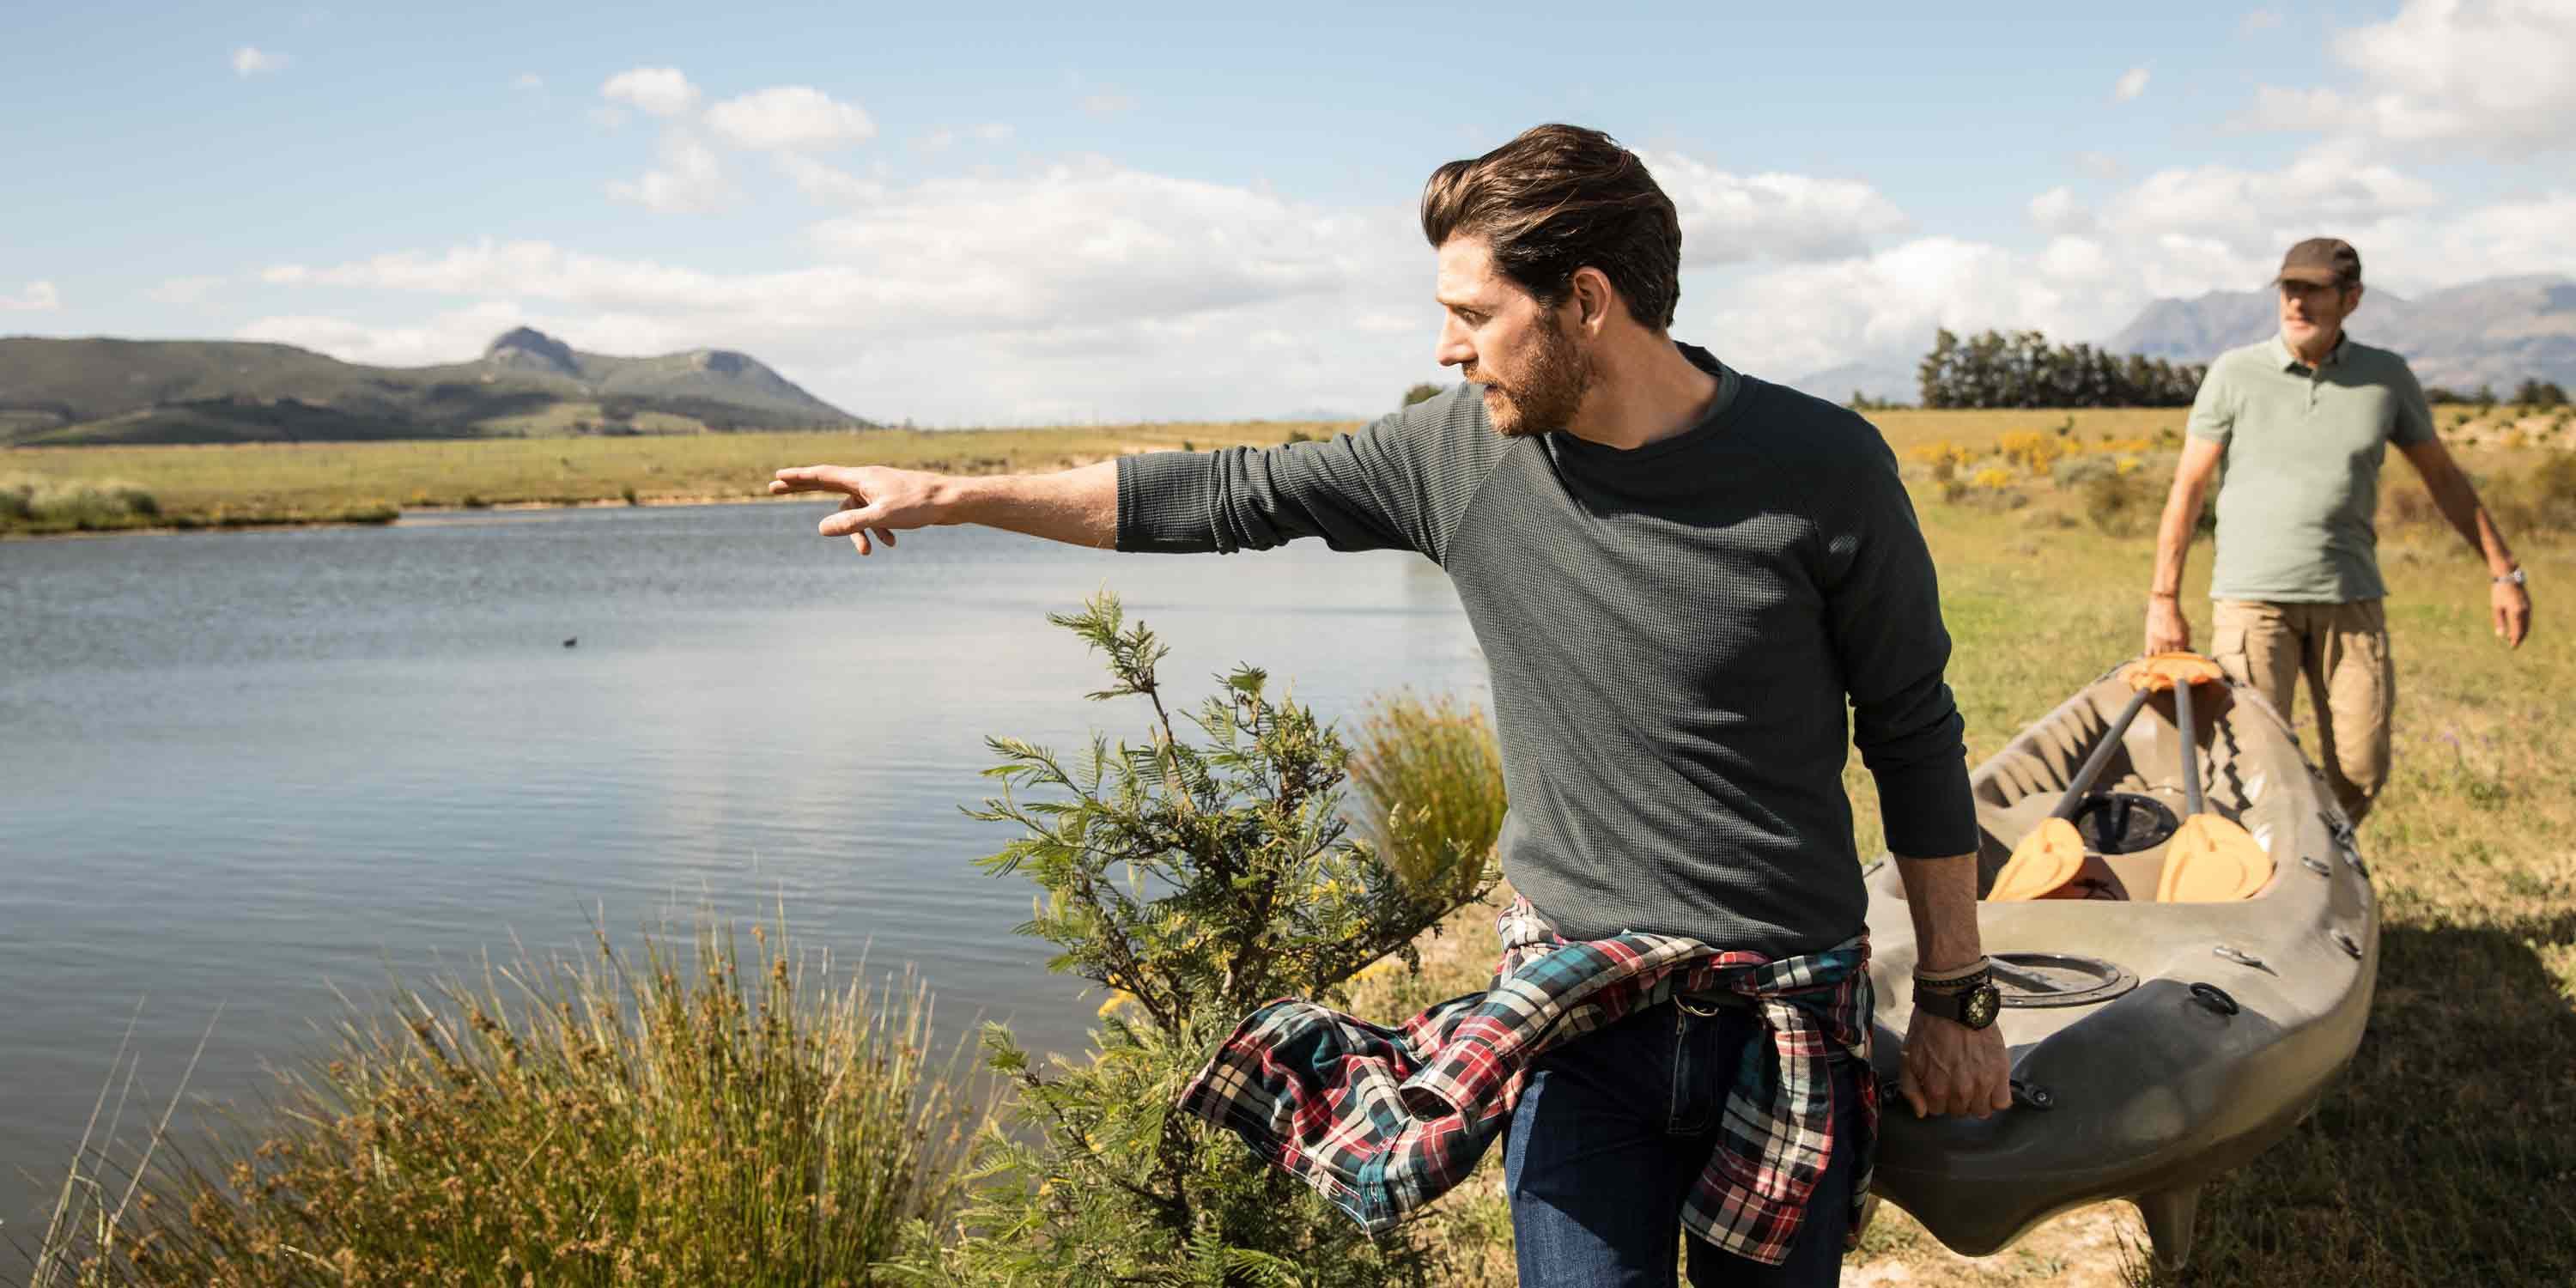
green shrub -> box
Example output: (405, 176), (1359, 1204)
(901, 595), (1492, 1286)
(2081, 466), (2159, 538)
(0, 474), (161, 533)
(1347, 692), (1506, 910)
(29, 919), (985, 1286)
(1401, 382), (1444, 408)
(2050, 455), (2117, 489)
(2488, 453), (2576, 539)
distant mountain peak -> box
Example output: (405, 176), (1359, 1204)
(483, 326), (580, 375)
(689, 349), (751, 376)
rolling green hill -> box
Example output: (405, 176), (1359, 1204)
(0, 327), (868, 445)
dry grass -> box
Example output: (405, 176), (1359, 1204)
(22, 916), (989, 1287)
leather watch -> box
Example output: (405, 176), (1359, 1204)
(1916, 973), (2003, 1030)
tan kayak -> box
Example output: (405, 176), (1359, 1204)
(1862, 657), (2380, 1268)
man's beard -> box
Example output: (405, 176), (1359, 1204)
(1473, 313), (1593, 439)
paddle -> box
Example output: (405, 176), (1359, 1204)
(1989, 655), (2208, 901)
(2154, 658), (2275, 902)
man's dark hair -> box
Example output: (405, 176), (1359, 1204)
(1419, 124), (1682, 331)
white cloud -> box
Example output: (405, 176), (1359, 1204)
(2115, 66), (2151, 101)
(704, 86), (876, 150)
(2107, 144), (2442, 256)
(2241, 9), (2283, 33)
(513, 72), (544, 91)
(1, 280), (61, 312)
(1080, 91), (1136, 116)
(243, 141), (2564, 422)
(2075, 151), (2124, 180)
(2239, 0), (2576, 153)
(231, 46), (290, 76)
(2027, 185), (2094, 234)
(237, 302), (532, 368)
(918, 122), (1012, 153)
(1692, 146), (2573, 390)
(1641, 152), (1911, 263)
(599, 66), (699, 118)
(607, 135), (733, 214)
(147, 276), (225, 306)
(256, 158), (1440, 421)
(776, 154), (886, 203)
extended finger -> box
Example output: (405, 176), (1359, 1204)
(819, 506), (888, 538)
(772, 465), (854, 495)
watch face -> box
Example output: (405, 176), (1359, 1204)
(1963, 985), (2002, 1030)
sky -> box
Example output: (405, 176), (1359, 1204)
(3, 0), (2572, 422)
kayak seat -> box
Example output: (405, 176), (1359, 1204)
(1988, 823), (2131, 902)
(2154, 817), (2274, 902)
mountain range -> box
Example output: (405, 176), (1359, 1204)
(1789, 274), (2576, 406)
(0, 327), (864, 446)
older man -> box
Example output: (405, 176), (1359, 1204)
(2143, 237), (2533, 825)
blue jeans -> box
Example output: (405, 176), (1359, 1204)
(1503, 999), (1863, 1286)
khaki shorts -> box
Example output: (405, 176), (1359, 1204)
(2208, 598), (2394, 823)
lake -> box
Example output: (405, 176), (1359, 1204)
(0, 501), (1485, 1240)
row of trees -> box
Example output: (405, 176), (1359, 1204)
(2425, 379), (2571, 409)
(1917, 329), (2208, 410)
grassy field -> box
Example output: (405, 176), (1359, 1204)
(1347, 458), (2576, 1287)
(4, 400), (2567, 536)
(0, 422), (1337, 534)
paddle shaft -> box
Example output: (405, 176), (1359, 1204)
(2050, 687), (2158, 822)
(2173, 678), (2207, 817)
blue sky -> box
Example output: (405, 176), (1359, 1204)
(4, 1), (2570, 420)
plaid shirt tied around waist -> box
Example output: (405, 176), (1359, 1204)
(1176, 895), (1875, 1267)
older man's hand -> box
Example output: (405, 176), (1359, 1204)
(2494, 578), (2531, 649)
(2143, 595), (2192, 656)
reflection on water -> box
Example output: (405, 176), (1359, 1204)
(0, 501), (1483, 1231)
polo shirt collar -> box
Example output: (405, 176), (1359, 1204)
(2274, 331), (2348, 371)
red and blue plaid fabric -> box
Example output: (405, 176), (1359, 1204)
(1176, 894), (1874, 1266)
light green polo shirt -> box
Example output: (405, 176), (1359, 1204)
(2186, 332), (2433, 603)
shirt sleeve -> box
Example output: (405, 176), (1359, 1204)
(2387, 358), (2436, 447)
(1115, 391), (1480, 559)
(1814, 436), (1979, 860)
(2184, 361), (2236, 446)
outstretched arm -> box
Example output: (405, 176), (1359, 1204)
(769, 461), (1119, 556)
(2144, 437), (2226, 653)
(2397, 437), (2531, 648)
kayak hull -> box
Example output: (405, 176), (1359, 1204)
(1862, 666), (2379, 1267)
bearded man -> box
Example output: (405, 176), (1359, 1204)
(773, 124), (2008, 1286)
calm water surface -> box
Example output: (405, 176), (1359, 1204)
(0, 501), (1482, 1236)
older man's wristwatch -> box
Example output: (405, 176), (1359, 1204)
(1915, 966), (2003, 1030)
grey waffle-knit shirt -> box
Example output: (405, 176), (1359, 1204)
(1116, 345), (1976, 953)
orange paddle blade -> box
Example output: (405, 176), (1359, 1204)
(2123, 651), (2226, 694)
(1990, 818), (2087, 901)
(2156, 814), (2274, 902)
